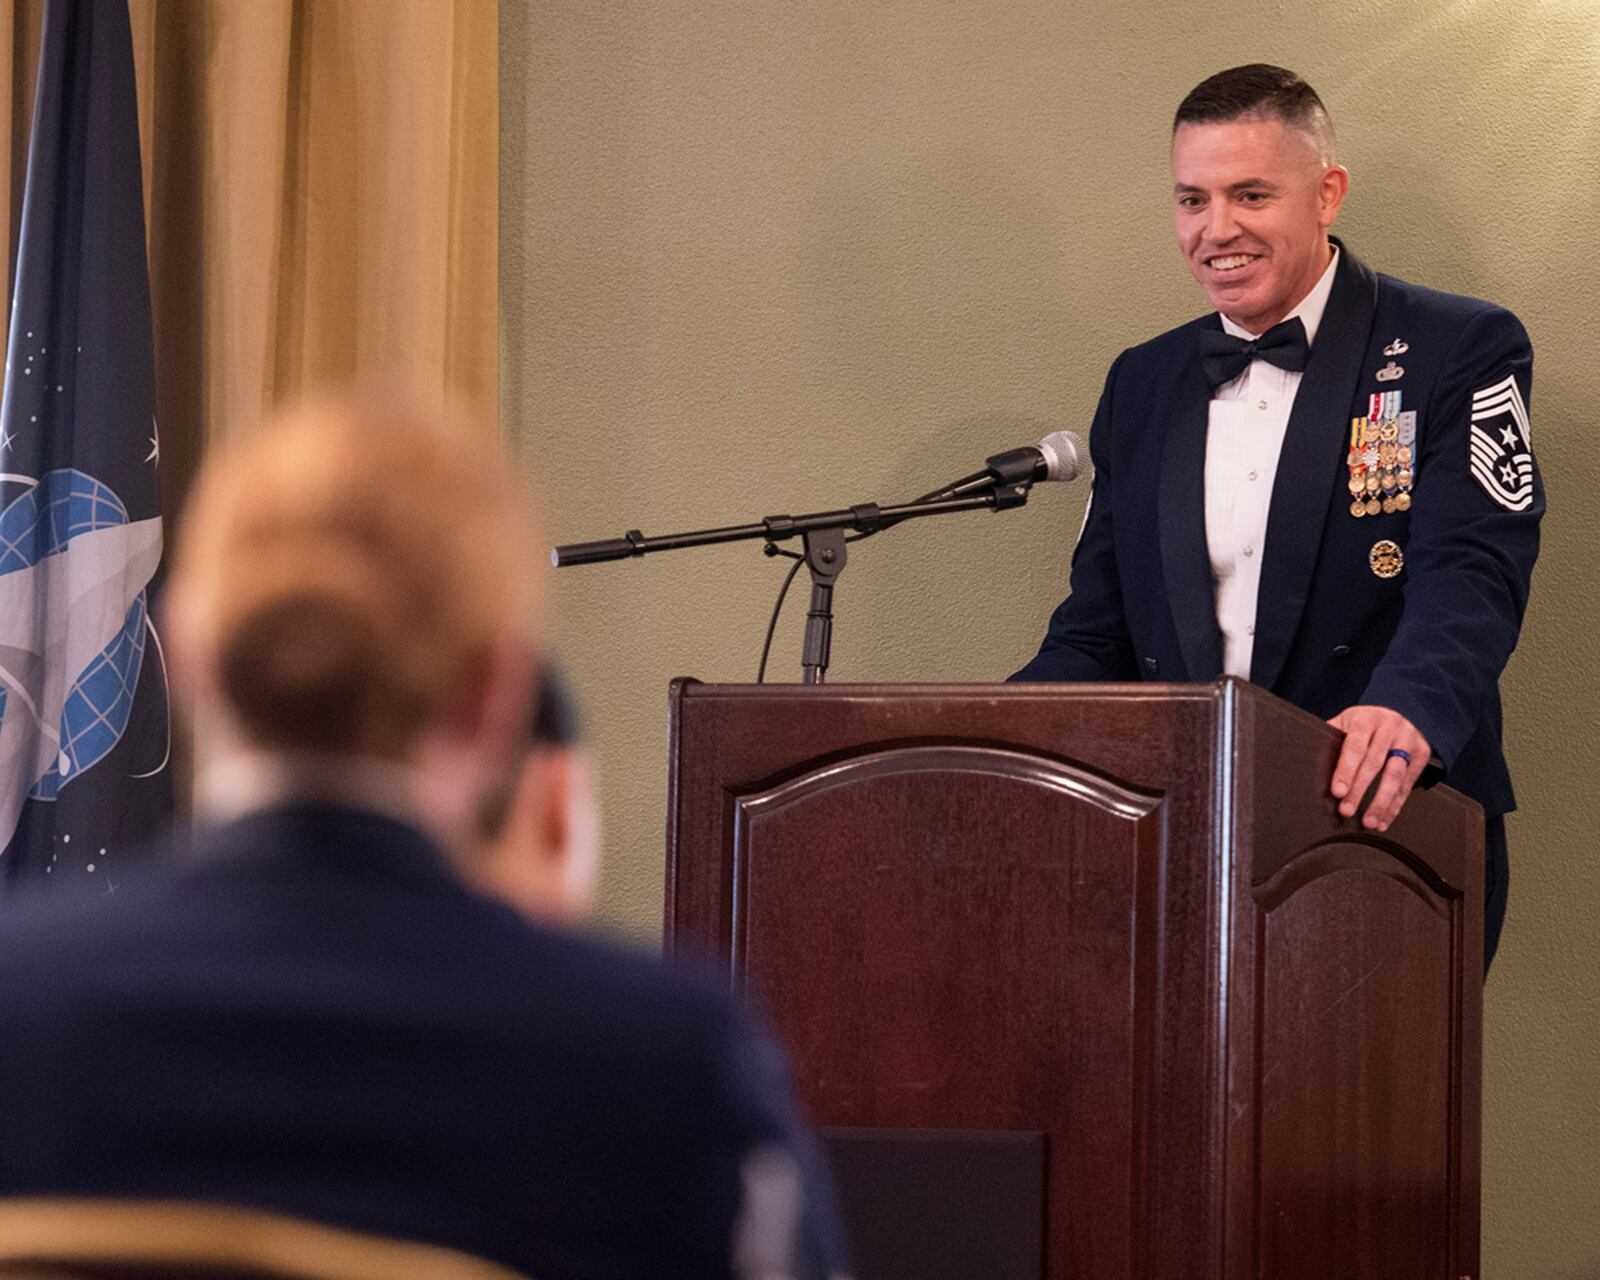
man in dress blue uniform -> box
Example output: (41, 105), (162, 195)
(0, 401), (849, 1279)
(1013, 64), (1541, 967)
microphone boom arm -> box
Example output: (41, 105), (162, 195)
(551, 479), (1036, 684)
(551, 484), (1032, 568)
(550, 429), (1082, 680)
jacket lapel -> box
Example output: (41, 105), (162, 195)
(1249, 245), (1378, 691)
(1158, 337), (1224, 681)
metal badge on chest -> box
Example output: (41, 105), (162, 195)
(1348, 340), (1414, 576)
(1368, 538), (1404, 579)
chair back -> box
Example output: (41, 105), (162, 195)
(0, 1200), (529, 1280)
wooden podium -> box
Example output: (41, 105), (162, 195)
(665, 678), (1483, 1280)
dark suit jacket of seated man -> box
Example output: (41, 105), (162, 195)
(1013, 66), (1541, 969)
(0, 798), (847, 1279)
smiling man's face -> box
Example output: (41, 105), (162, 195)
(1172, 116), (1348, 334)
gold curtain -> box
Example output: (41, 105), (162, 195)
(2, 0), (499, 519)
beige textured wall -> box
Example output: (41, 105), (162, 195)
(501, 2), (1600, 1272)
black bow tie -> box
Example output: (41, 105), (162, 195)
(1199, 317), (1310, 389)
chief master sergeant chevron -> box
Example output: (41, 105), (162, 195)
(1011, 64), (1542, 969)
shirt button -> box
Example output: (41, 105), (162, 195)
(1247, 470), (1258, 481)
(1243, 545), (1254, 558)
(1247, 624), (1256, 636)
(1256, 399), (1268, 410)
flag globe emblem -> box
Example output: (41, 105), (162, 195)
(0, 469), (155, 803)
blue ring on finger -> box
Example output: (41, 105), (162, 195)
(1386, 748), (1412, 766)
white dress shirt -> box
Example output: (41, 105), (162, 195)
(1204, 247), (1340, 679)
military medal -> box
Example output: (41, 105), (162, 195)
(1347, 391), (1416, 520)
(1347, 417), (1370, 518)
(1348, 395), (1417, 521)
(1369, 539), (1404, 578)
(1394, 406), (1416, 510)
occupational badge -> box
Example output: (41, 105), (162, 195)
(1368, 539), (1404, 579)
(1468, 374), (1535, 511)
(1383, 338), (1410, 356)
(1375, 361), (1404, 382)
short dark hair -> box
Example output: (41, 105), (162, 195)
(531, 662), (580, 748)
(474, 662), (582, 842)
(1173, 64), (1333, 141)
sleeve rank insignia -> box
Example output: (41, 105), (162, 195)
(1468, 374), (1534, 511)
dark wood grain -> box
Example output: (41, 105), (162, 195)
(665, 678), (1483, 1280)
(1224, 683), (1483, 1280)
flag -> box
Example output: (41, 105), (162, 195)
(0, 0), (170, 892)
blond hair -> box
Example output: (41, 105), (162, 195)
(171, 395), (539, 758)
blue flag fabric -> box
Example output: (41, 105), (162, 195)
(0, 0), (171, 891)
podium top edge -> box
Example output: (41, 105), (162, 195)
(670, 677), (1234, 700)
(665, 677), (1482, 819)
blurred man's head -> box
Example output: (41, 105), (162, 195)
(475, 663), (601, 923)
(168, 394), (542, 844)
(1170, 64), (1348, 333)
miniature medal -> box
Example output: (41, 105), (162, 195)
(1395, 407), (1417, 509)
(1347, 418), (1370, 519)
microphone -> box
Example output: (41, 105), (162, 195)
(551, 429), (1089, 570)
(989, 429), (1086, 484)
(921, 430), (1087, 502)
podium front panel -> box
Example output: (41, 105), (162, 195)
(666, 680), (1482, 1280)
(667, 681), (1227, 1280)
(734, 744), (1159, 1274)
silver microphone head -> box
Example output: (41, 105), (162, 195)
(1035, 430), (1086, 482)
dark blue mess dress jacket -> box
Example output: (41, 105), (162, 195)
(0, 803), (846, 1280)
(1015, 240), (1542, 821)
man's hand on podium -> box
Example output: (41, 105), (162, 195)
(1327, 705), (1432, 832)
